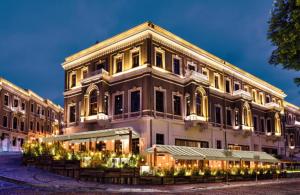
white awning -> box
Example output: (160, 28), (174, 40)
(146, 145), (279, 163)
(41, 127), (139, 143)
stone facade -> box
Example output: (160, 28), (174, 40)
(0, 77), (63, 152)
(62, 22), (299, 158)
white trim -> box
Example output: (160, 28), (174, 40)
(113, 53), (124, 74)
(67, 103), (77, 125)
(225, 78), (232, 94)
(154, 47), (165, 69)
(186, 61), (197, 72)
(172, 55), (182, 76)
(128, 87), (142, 115)
(112, 91), (125, 119)
(129, 46), (141, 68)
(154, 86), (167, 117)
(214, 104), (223, 125)
(233, 81), (241, 91)
(213, 73), (221, 89)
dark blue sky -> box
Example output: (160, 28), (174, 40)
(0, 0), (299, 106)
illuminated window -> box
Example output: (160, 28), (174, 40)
(214, 74), (220, 89)
(114, 95), (123, 115)
(196, 91), (203, 116)
(155, 91), (164, 112)
(130, 91), (140, 112)
(155, 48), (165, 69)
(173, 95), (181, 116)
(89, 90), (98, 116)
(4, 95), (9, 106)
(132, 51), (140, 68)
(71, 73), (76, 88)
(116, 58), (123, 73)
(252, 90), (257, 102)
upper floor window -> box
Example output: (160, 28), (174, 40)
(252, 90), (257, 102)
(266, 95), (271, 103)
(21, 102), (26, 111)
(188, 63), (196, 71)
(234, 82), (240, 91)
(259, 93), (264, 104)
(69, 105), (76, 123)
(253, 116), (258, 131)
(225, 79), (231, 93)
(114, 94), (123, 115)
(155, 90), (165, 112)
(114, 54), (123, 73)
(130, 90), (141, 112)
(226, 109), (232, 126)
(185, 95), (191, 116)
(215, 106), (221, 124)
(196, 91), (203, 116)
(37, 106), (41, 115)
(89, 90), (98, 116)
(13, 117), (18, 129)
(214, 74), (220, 89)
(202, 68), (208, 76)
(13, 98), (19, 107)
(173, 95), (181, 116)
(96, 60), (107, 71)
(2, 116), (8, 127)
(104, 94), (109, 115)
(172, 56), (181, 75)
(156, 133), (164, 145)
(131, 49), (140, 68)
(31, 103), (34, 113)
(71, 73), (76, 88)
(244, 85), (249, 93)
(4, 95), (9, 106)
(155, 47), (165, 69)
(82, 68), (88, 79)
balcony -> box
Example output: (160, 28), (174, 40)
(232, 90), (252, 101)
(265, 102), (281, 111)
(185, 114), (207, 122)
(80, 113), (109, 123)
(81, 69), (109, 84)
(185, 70), (209, 84)
(11, 107), (26, 115)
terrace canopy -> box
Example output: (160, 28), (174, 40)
(41, 127), (140, 143)
(146, 145), (279, 163)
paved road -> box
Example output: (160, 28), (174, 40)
(1, 153), (300, 194)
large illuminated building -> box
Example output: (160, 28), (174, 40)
(0, 77), (63, 152)
(62, 22), (299, 158)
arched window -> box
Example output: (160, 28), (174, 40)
(89, 90), (98, 116)
(275, 113), (281, 136)
(242, 102), (252, 128)
(196, 91), (202, 116)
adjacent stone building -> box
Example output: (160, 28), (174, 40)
(61, 22), (299, 158)
(0, 77), (63, 152)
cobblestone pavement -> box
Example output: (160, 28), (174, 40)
(1, 154), (300, 194)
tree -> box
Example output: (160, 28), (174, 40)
(267, 0), (300, 85)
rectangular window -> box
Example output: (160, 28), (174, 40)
(114, 95), (123, 115)
(13, 117), (18, 129)
(114, 140), (122, 153)
(82, 70), (88, 79)
(21, 102), (25, 111)
(266, 96), (270, 103)
(267, 119), (271, 133)
(214, 76), (219, 89)
(173, 58), (180, 75)
(260, 118), (265, 132)
(216, 140), (222, 149)
(253, 116), (258, 131)
(156, 52), (163, 68)
(20, 121), (25, 131)
(37, 106), (40, 115)
(71, 74), (76, 88)
(188, 64), (195, 71)
(132, 52), (139, 68)
(173, 95), (181, 116)
(13, 99), (19, 107)
(96, 60), (106, 71)
(155, 91), (164, 112)
(235, 110), (239, 126)
(225, 80), (231, 93)
(96, 141), (106, 151)
(130, 91), (140, 112)
(36, 122), (39, 131)
(234, 83), (240, 91)
(156, 133), (164, 145)
(186, 96), (190, 116)
(116, 58), (123, 73)
(69, 105), (76, 123)
(2, 116), (8, 127)
(30, 121), (34, 130)
(104, 95), (109, 115)
(215, 106), (221, 124)
(226, 109), (232, 126)
(31, 103), (34, 113)
(4, 95), (9, 106)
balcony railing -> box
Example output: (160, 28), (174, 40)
(265, 102), (281, 111)
(232, 90), (252, 100)
(185, 70), (209, 83)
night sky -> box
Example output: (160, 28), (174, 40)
(0, 0), (299, 106)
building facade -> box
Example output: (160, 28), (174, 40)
(0, 77), (63, 152)
(62, 22), (297, 158)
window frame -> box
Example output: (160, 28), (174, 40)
(172, 55), (182, 76)
(128, 87), (142, 114)
(113, 53), (124, 74)
(154, 87), (166, 114)
(113, 91), (124, 116)
(68, 103), (76, 124)
(154, 47), (165, 69)
(130, 47), (141, 68)
(172, 93), (183, 116)
(225, 78), (231, 93)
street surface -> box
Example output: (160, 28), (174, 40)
(0, 153), (300, 194)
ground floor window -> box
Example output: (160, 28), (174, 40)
(96, 141), (106, 151)
(115, 140), (122, 154)
(132, 138), (139, 154)
(156, 133), (164, 145)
